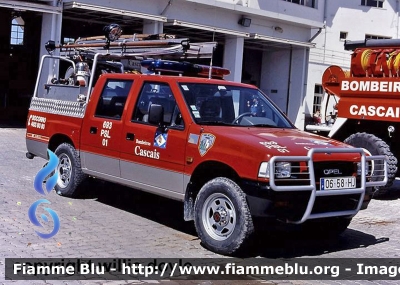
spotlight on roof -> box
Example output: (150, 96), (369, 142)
(103, 23), (122, 42)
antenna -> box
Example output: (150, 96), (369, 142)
(209, 31), (215, 79)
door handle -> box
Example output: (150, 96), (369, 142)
(126, 133), (135, 141)
(90, 127), (97, 134)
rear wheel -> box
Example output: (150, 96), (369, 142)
(54, 143), (87, 197)
(194, 177), (254, 255)
(344, 132), (397, 197)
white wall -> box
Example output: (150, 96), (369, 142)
(217, 0), (324, 24)
(61, 0), (323, 128)
(62, 0), (320, 44)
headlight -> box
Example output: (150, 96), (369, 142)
(258, 162), (291, 178)
(275, 162), (291, 178)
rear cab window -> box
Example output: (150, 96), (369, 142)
(95, 79), (133, 120)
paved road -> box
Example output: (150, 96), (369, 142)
(1, 127), (400, 285)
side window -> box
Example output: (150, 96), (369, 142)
(95, 79), (133, 119)
(132, 82), (184, 128)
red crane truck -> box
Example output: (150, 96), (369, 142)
(316, 39), (400, 196)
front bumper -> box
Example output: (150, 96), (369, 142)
(243, 180), (374, 222)
(242, 148), (387, 224)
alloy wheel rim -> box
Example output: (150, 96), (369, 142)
(57, 153), (72, 189)
(201, 193), (236, 241)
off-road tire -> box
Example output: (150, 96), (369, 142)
(302, 217), (352, 237)
(194, 177), (254, 256)
(344, 132), (397, 197)
(54, 143), (87, 197)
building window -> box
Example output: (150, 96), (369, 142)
(365, 34), (391, 40)
(313, 84), (323, 114)
(361, 0), (384, 8)
(10, 16), (24, 46)
(340, 32), (348, 41)
(283, 0), (316, 8)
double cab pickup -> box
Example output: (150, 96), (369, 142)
(26, 42), (387, 255)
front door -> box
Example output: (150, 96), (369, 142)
(120, 80), (187, 197)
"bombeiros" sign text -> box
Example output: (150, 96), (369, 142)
(342, 80), (400, 92)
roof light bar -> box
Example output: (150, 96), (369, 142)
(141, 59), (230, 79)
(167, 19), (250, 37)
(63, 2), (167, 22)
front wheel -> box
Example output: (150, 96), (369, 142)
(194, 177), (254, 255)
(54, 143), (87, 197)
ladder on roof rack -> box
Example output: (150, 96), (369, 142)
(51, 33), (216, 60)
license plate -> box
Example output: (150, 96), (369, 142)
(320, 176), (356, 190)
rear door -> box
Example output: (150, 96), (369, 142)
(120, 79), (187, 198)
(80, 76), (134, 177)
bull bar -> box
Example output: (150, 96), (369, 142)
(267, 148), (388, 224)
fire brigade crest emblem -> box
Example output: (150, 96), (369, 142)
(198, 133), (216, 156)
(154, 131), (168, 149)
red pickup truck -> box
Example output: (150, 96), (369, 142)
(25, 31), (388, 255)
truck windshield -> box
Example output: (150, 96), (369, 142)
(178, 83), (293, 128)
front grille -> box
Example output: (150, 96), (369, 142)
(313, 161), (355, 178)
(313, 161), (359, 190)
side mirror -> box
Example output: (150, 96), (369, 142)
(148, 104), (164, 125)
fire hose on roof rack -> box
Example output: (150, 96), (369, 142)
(44, 23), (216, 59)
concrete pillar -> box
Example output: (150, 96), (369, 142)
(39, 1), (62, 58)
(143, 20), (163, 34)
(38, 1), (62, 94)
(223, 36), (244, 82)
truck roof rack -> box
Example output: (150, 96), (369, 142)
(36, 24), (230, 102)
(344, 39), (400, 50)
(45, 24), (217, 60)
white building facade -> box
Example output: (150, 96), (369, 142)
(307, 0), (400, 128)
(2, 0), (398, 128)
